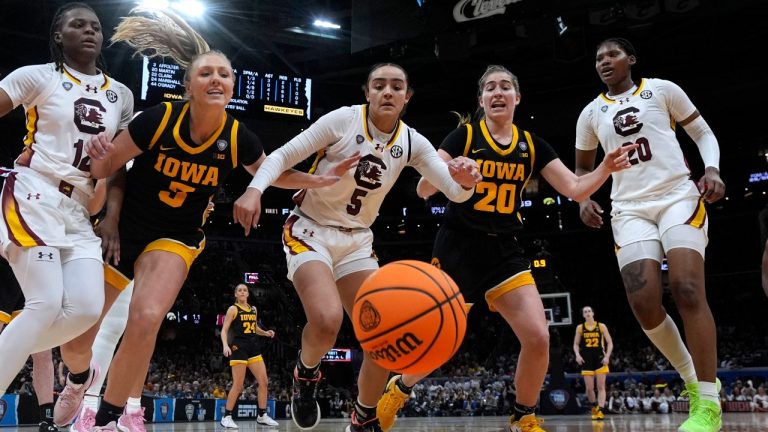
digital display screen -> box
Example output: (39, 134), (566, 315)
(322, 348), (352, 362)
(140, 57), (312, 119)
(244, 272), (259, 284)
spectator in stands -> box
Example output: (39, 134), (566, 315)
(753, 385), (768, 412)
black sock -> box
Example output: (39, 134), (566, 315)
(94, 401), (124, 426)
(354, 401), (376, 422)
(224, 409), (232, 417)
(395, 377), (413, 394)
(257, 407), (266, 417)
(512, 402), (536, 421)
(296, 351), (320, 379)
(68, 368), (91, 385)
(39, 403), (54, 422)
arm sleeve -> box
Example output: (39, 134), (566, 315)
(0, 65), (52, 108)
(531, 133), (560, 173)
(127, 103), (170, 151)
(575, 103), (600, 151)
(438, 126), (470, 157)
(682, 115), (719, 169)
(247, 106), (354, 192)
(236, 123), (265, 166)
(655, 79), (697, 122)
(410, 130), (474, 203)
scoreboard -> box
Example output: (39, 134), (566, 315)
(139, 56), (312, 119)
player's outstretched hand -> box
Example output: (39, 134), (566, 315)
(233, 188), (262, 236)
(602, 143), (638, 172)
(447, 156), (482, 189)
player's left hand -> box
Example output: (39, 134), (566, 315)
(698, 167), (725, 203)
(84, 132), (114, 161)
(447, 156), (482, 188)
(329, 152), (362, 178)
(602, 356), (610, 365)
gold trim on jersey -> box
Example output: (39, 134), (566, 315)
(61, 67), (110, 89)
(599, 78), (647, 104)
(142, 237), (206, 270)
(282, 214), (314, 255)
(149, 102), (173, 150)
(516, 130), (537, 224)
(479, 119), (519, 156)
(172, 102), (227, 154)
(230, 120), (239, 168)
(0, 311), (11, 324)
(308, 149), (327, 174)
(105, 265), (131, 291)
(361, 104), (403, 149)
(247, 355), (264, 364)
(462, 124), (473, 157)
(2, 175), (45, 247)
(23, 106), (39, 146)
(685, 197), (707, 228)
(235, 303), (253, 313)
(484, 270), (535, 312)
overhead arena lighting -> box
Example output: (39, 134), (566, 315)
(313, 19), (341, 30)
(137, 0), (206, 18)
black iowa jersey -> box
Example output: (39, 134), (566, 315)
(123, 101), (262, 237)
(440, 120), (558, 234)
(580, 322), (606, 354)
(231, 303), (259, 340)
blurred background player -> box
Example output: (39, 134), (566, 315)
(219, 283), (278, 428)
(573, 306), (613, 420)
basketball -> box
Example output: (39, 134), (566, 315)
(352, 260), (467, 374)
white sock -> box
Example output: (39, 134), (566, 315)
(126, 397), (142, 415)
(698, 381), (719, 404)
(83, 393), (100, 411)
(643, 314), (697, 384)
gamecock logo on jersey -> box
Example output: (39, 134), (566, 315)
(73, 97), (106, 134)
(612, 106), (643, 137)
(354, 154), (386, 190)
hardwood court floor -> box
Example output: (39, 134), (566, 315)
(6, 414), (767, 431)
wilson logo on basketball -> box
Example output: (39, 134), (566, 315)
(369, 332), (425, 363)
(358, 300), (381, 331)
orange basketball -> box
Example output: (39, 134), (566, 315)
(352, 260), (467, 375)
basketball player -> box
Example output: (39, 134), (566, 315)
(573, 306), (613, 420)
(232, 63), (482, 431)
(377, 65), (635, 432)
(73, 9), (350, 432)
(220, 284), (279, 428)
(575, 38), (724, 432)
(0, 2), (133, 401)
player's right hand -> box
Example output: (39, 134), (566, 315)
(95, 216), (121, 266)
(84, 132), (114, 161)
(233, 188), (262, 236)
(579, 200), (604, 229)
(576, 354), (584, 365)
(223, 345), (231, 357)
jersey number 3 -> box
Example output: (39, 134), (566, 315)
(159, 181), (195, 208)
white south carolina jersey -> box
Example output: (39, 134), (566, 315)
(0, 63), (134, 196)
(251, 104), (472, 229)
(575, 78), (696, 202)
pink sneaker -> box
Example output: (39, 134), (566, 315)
(70, 407), (96, 432)
(89, 421), (117, 432)
(117, 408), (146, 432)
(54, 365), (100, 426)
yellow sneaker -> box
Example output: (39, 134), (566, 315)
(595, 406), (605, 420)
(509, 414), (546, 432)
(590, 406), (599, 420)
(376, 375), (410, 431)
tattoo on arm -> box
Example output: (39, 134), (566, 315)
(622, 261), (647, 294)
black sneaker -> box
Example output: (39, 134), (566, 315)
(344, 411), (383, 432)
(39, 421), (59, 432)
(290, 366), (322, 429)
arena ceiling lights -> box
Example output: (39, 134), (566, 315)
(136, 0), (207, 18)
